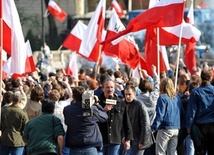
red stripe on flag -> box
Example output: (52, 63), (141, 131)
(62, 33), (82, 52)
(3, 21), (11, 55)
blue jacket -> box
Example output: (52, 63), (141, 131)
(63, 101), (108, 148)
(186, 84), (214, 128)
(152, 94), (183, 131)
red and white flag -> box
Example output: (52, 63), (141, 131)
(62, 21), (87, 53)
(110, 0), (124, 18)
(3, 40), (36, 78)
(159, 23), (201, 45)
(2, 0), (27, 76)
(24, 40), (36, 75)
(184, 0), (197, 75)
(79, 0), (106, 62)
(144, 28), (170, 76)
(103, 9), (140, 69)
(103, 0), (185, 44)
(1, 0), (12, 56)
(146, 0), (200, 46)
(65, 52), (78, 79)
(47, 0), (67, 22)
(2, 0), (25, 56)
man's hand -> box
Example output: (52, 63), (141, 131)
(138, 143), (144, 149)
(124, 140), (131, 151)
(104, 104), (113, 112)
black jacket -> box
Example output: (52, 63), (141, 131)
(98, 93), (133, 144)
(126, 99), (151, 145)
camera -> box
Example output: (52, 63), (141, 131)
(82, 90), (98, 117)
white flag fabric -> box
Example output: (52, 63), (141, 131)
(79, 0), (106, 62)
(47, 0), (67, 22)
(65, 53), (78, 79)
(2, 0), (26, 75)
(110, 0), (124, 18)
(3, 40), (36, 77)
(62, 21), (87, 53)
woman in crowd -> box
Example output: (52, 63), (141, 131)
(152, 78), (183, 155)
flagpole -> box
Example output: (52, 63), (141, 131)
(95, 45), (102, 74)
(0, 6), (3, 129)
(41, 0), (45, 53)
(174, 22), (184, 91)
(57, 45), (63, 51)
(157, 27), (160, 78)
(128, 0), (132, 12)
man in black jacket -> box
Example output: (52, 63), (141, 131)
(124, 84), (153, 155)
(98, 78), (133, 155)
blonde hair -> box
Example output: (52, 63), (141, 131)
(160, 78), (176, 98)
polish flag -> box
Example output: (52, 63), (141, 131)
(110, 0), (124, 18)
(65, 52), (78, 79)
(24, 40), (36, 75)
(144, 28), (170, 76)
(1, 0), (12, 56)
(62, 21), (87, 53)
(1, 22), (11, 56)
(47, 0), (67, 22)
(103, 9), (140, 69)
(159, 22), (201, 45)
(3, 40), (36, 78)
(79, 0), (106, 62)
(1, 0), (27, 76)
(144, 0), (169, 76)
(132, 55), (149, 79)
(146, 0), (200, 46)
(103, 0), (185, 44)
(184, 0), (197, 75)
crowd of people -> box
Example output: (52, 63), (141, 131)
(0, 61), (214, 155)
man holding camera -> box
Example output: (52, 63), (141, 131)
(63, 86), (108, 154)
(98, 78), (133, 155)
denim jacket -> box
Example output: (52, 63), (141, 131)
(152, 94), (183, 131)
(186, 84), (214, 128)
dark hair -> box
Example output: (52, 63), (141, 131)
(107, 69), (113, 77)
(99, 66), (107, 75)
(72, 86), (85, 101)
(100, 75), (109, 85)
(125, 84), (136, 92)
(68, 75), (76, 85)
(201, 68), (213, 85)
(79, 68), (85, 74)
(139, 78), (152, 93)
(114, 71), (122, 78)
(125, 81), (135, 87)
(78, 81), (89, 90)
(41, 99), (55, 114)
(188, 81), (199, 93)
(11, 78), (20, 88)
(3, 91), (13, 104)
(49, 72), (56, 77)
(30, 86), (44, 102)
